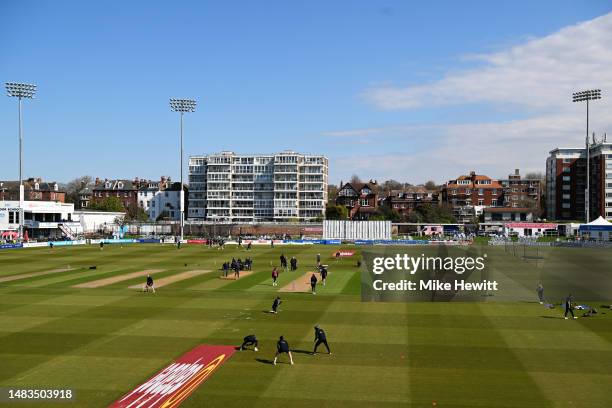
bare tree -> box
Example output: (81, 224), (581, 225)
(424, 180), (438, 190)
(349, 174), (362, 185)
(64, 176), (94, 206)
(525, 172), (544, 180)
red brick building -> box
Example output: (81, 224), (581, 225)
(382, 186), (440, 217)
(0, 178), (66, 202)
(546, 142), (612, 222)
(91, 178), (143, 209)
(499, 169), (541, 213)
(442, 172), (504, 223)
(335, 181), (378, 220)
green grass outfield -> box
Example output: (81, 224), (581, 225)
(0, 243), (611, 407)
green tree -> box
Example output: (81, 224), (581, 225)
(155, 210), (170, 222)
(325, 204), (348, 220)
(409, 204), (456, 224)
(372, 206), (401, 222)
(327, 185), (338, 205)
(125, 202), (150, 222)
(90, 197), (124, 212)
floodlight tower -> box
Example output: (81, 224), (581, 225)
(572, 89), (602, 223)
(169, 98), (197, 242)
(5, 82), (37, 241)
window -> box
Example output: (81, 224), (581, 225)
(360, 199), (369, 206)
(562, 185), (570, 191)
(478, 189), (484, 195)
(478, 199), (484, 206)
(562, 167), (570, 173)
(563, 176), (570, 182)
(562, 194), (570, 200)
(562, 203), (571, 209)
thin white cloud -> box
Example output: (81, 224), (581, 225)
(321, 124), (439, 137)
(328, 111), (610, 184)
(321, 128), (386, 137)
(363, 13), (612, 111)
(328, 13), (612, 184)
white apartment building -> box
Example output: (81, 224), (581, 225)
(188, 151), (327, 222)
(137, 177), (183, 221)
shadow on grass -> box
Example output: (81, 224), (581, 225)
(291, 349), (313, 355)
(539, 316), (561, 319)
(255, 358), (275, 365)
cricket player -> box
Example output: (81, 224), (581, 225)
(320, 266), (328, 286)
(537, 283), (544, 304)
(271, 296), (282, 314)
(273, 335), (294, 365)
(564, 293), (577, 319)
(272, 267), (279, 286)
(316, 253), (321, 264)
(143, 274), (155, 293)
(240, 334), (258, 351)
(310, 273), (318, 294)
(100, 241), (104, 250)
(313, 325), (331, 354)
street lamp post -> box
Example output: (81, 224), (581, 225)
(169, 98), (197, 242)
(573, 89), (602, 223)
(5, 82), (37, 241)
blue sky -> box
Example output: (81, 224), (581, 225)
(1, 0), (611, 185)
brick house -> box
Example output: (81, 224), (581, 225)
(335, 181), (378, 220)
(498, 169), (541, 213)
(0, 178), (66, 202)
(91, 178), (143, 209)
(382, 186), (440, 217)
(442, 172), (504, 223)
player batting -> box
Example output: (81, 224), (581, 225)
(142, 274), (155, 293)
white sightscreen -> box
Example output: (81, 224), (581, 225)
(323, 220), (391, 240)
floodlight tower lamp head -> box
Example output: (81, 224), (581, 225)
(169, 98), (197, 113)
(5, 82), (37, 98)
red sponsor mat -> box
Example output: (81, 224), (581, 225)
(331, 250), (355, 257)
(110, 345), (236, 408)
(186, 239), (206, 244)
